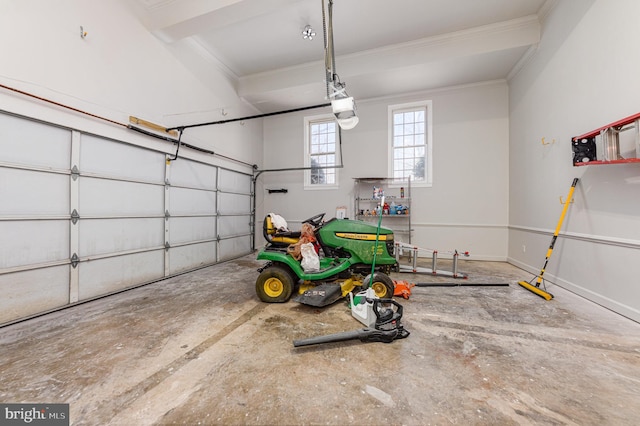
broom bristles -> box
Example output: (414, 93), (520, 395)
(518, 280), (554, 300)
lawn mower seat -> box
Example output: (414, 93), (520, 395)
(263, 215), (300, 246)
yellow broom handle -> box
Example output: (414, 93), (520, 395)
(545, 178), (579, 258)
(554, 178), (578, 236)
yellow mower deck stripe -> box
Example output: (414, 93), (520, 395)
(335, 232), (390, 241)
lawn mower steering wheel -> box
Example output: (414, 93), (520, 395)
(302, 213), (325, 227)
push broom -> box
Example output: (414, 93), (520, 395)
(518, 178), (579, 300)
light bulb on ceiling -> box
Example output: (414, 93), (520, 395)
(302, 25), (316, 40)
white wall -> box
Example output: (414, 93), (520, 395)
(0, 0), (262, 170)
(508, 0), (640, 321)
(258, 81), (510, 261)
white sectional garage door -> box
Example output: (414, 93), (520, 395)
(0, 112), (253, 325)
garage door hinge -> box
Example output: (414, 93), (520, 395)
(71, 209), (80, 224)
(165, 242), (171, 251)
(165, 179), (170, 186)
(70, 253), (80, 268)
(71, 165), (80, 181)
(165, 210), (170, 220)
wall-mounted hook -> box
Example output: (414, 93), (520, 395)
(542, 137), (555, 145)
(221, 108), (228, 116)
(559, 196), (574, 205)
(80, 26), (87, 39)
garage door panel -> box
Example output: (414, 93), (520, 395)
(0, 266), (69, 324)
(219, 237), (251, 261)
(0, 113), (71, 170)
(0, 220), (69, 269)
(168, 242), (216, 274)
(168, 217), (216, 245)
(218, 215), (250, 238)
(168, 159), (216, 190)
(78, 251), (164, 300)
(218, 169), (250, 194)
(79, 218), (164, 256)
(80, 134), (165, 183)
(1, 112), (256, 326)
(0, 168), (69, 215)
(79, 177), (163, 216)
(218, 193), (250, 215)
(169, 187), (216, 215)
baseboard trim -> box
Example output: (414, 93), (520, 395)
(507, 257), (640, 324)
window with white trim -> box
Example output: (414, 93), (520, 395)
(304, 114), (339, 189)
(388, 101), (432, 186)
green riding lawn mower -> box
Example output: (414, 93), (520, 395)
(255, 212), (398, 307)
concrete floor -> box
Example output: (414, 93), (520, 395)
(1, 254), (639, 426)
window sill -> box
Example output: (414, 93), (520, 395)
(304, 184), (340, 191)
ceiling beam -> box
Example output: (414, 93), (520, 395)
(237, 15), (541, 102)
(145, 0), (301, 43)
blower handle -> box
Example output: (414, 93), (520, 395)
(370, 298), (404, 331)
(368, 196), (385, 288)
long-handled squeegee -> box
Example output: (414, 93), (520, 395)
(518, 178), (579, 300)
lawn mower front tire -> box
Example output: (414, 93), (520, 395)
(256, 265), (295, 303)
(364, 272), (395, 299)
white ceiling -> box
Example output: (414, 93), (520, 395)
(126, 0), (550, 115)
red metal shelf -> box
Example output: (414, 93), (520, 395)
(574, 158), (640, 167)
(572, 112), (640, 141)
(572, 112), (640, 166)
